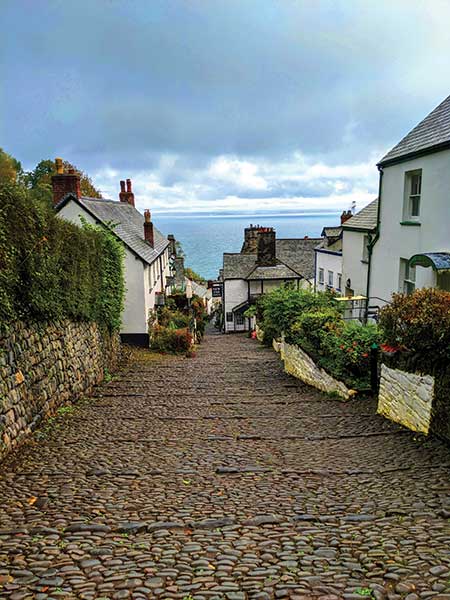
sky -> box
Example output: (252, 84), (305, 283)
(2, 0), (450, 214)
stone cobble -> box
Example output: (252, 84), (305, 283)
(0, 331), (449, 599)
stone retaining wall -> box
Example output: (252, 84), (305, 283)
(0, 320), (121, 461)
(283, 341), (352, 400)
(377, 364), (434, 434)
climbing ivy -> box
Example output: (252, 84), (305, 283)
(0, 182), (125, 331)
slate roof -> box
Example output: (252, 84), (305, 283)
(223, 238), (319, 281)
(341, 199), (378, 232)
(321, 226), (342, 238)
(56, 195), (169, 265)
(379, 95), (450, 165)
(247, 263), (300, 280)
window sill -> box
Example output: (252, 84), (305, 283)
(400, 221), (421, 226)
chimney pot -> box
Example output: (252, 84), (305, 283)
(119, 178), (135, 206)
(340, 210), (352, 224)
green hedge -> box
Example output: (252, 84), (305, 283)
(258, 286), (380, 390)
(0, 182), (125, 331)
(379, 288), (450, 442)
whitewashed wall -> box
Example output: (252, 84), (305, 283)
(315, 251), (343, 293)
(224, 279), (248, 332)
(371, 149), (450, 302)
(341, 230), (370, 297)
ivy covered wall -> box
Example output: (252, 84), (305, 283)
(0, 183), (125, 331)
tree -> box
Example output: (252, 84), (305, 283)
(0, 148), (23, 184)
(185, 267), (206, 284)
(26, 159), (102, 204)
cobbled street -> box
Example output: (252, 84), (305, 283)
(1, 332), (450, 600)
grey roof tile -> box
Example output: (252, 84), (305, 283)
(379, 94), (450, 165)
(342, 199), (378, 231)
(222, 238), (319, 281)
(78, 197), (169, 264)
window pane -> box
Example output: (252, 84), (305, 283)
(410, 196), (420, 217)
(411, 174), (421, 195)
(328, 271), (333, 286)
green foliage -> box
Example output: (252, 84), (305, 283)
(243, 305), (257, 318)
(257, 286), (338, 345)
(318, 321), (380, 389)
(184, 267), (206, 284)
(0, 148), (23, 184)
(149, 292), (208, 353)
(25, 158), (102, 205)
(150, 325), (193, 354)
(0, 182), (125, 331)
(258, 286), (379, 389)
(379, 288), (450, 369)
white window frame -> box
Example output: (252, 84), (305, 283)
(235, 313), (245, 325)
(318, 268), (324, 284)
(399, 258), (416, 295)
(327, 270), (334, 287)
(403, 170), (422, 222)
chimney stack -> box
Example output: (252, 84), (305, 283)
(340, 210), (352, 224)
(257, 227), (277, 266)
(241, 224), (266, 254)
(143, 209), (154, 247)
(119, 178), (135, 206)
(51, 158), (81, 206)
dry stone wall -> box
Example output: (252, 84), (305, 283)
(378, 364), (434, 434)
(0, 320), (120, 461)
(283, 341), (352, 400)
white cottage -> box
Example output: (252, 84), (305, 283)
(53, 164), (172, 345)
(369, 94), (450, 309)
(222, 225), (319, 332)
(314, 224), (344, 294)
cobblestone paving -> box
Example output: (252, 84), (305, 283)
(1, 332), (450, 600)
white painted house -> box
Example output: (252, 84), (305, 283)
(315, 224), (344, 294)
(369, 94), (450, 308)
(222, 225), (319, 332)
(53, 165), (172, 345)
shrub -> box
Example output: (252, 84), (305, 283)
(257, 286), (339, 344)
(288, 307), (342, 352)
(379, 288), (450, 370)
(257, 287), (337, 342)
(319, 321), (380, 389)
(0, 182), (125, 331)
(257, 285), (379, 389)
(150, 325), (193, 354)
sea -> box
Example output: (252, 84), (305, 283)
(154, 210), (341, 280)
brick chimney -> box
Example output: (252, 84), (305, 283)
(119, 178), (135, 207)
(144, 209), (154, 247)
(340, 210), (352, 224)
(51, 158), (81, 206)
(257, 227), (277, 266)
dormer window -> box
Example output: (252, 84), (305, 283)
(404, 170), (422, 221)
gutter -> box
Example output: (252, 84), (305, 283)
(364, 166), (383, 323)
